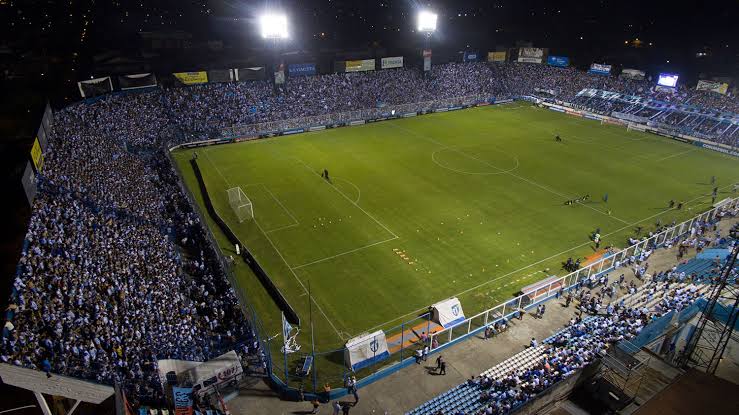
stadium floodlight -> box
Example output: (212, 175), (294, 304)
(417, 11), (438, 33)
(260, 13), (288, 39)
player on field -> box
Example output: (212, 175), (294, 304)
(555, 134), (562, 142)
(321, 169), (330, 182)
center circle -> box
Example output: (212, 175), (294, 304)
(431, 146), (519, 175)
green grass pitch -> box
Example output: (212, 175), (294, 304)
(172, 103), (738, 373)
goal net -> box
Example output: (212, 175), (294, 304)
(227, 187), (254, 222)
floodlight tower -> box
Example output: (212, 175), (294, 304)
(260, 13), (289, 89)
(417, 10), (437, 77)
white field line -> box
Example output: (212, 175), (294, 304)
(359, 181), (738, 334)
(334, 177), (362, 204)
(655, 148), (696, 162)
(291, 235), (399, 270)
(261, 184), (300, 227)
(289, 156), (399, 239)
(265, 223), (300, 233)
(201, 149), (344, 339)
(390, 123), (631, 225)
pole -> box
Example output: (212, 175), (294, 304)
(309, 281), (317, 394)
(400, 322), (405, 362)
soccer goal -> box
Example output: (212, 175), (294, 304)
(227, 187), (254, 222)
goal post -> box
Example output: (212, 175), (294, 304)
(227, 187), (254, 222)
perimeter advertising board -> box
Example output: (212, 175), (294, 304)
(487, 51), (507, 62)
(380, 56), (403, 69)
(518, 48), (544, 63)
(345, 59), (376, 72)
(547, 56), (569, 67)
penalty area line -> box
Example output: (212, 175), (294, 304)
(291, 235), (399, 270)
(201, 148), (345, 340)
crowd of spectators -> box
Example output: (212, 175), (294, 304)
(466, 274), (708, 415)
(2, 95), (252, 405)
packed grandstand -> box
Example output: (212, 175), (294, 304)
(3, 61), (738, 411)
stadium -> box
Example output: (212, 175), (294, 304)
(1, 2), (738, 415)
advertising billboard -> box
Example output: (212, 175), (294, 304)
(77, 76), (113, 98)
(118, 73), (158, 90)
(206, 69), (234, 83)
(657, 73), (679, 88)
(547, 56), (569, 67)
(288, 63), (317, 76)
(463, 51), (479, 62)
(487, 51), (507, 62)
(236, 67), (266, 81)
(380, 56), (404, 69)
(620, 69), (646, 81)
(518, 48), (544, 63)
(345, 59), (376, 72)
(696, 80), (729, 95)
(173, 71), (208, 85)
(588, 63), (612, 76)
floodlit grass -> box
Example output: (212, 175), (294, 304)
(172, 103), (738, 382)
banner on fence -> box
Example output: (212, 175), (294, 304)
(173, 387), (194, 415)
(173, 71), (208, 85)
(344, 331), (390, 371)
(345, 59), (376, 72)
(620, 68), (646, 81)
(463, 51), (479, 62)
(118, 73), (157, 90)
(588, 63), (611, 75)
(274, 64), (285, 85)
(518, 48), (544, 63)
(696, 80), (729, 95)
(36, 123), (47, 153)
(30, 137), (44, 172)
(487, 51), (507, 62)
(432, 297), (466, 328)
(21, 161), (37, 206)
(288, 63), (317, 77)
(77, 76), (113, 98)
(207, 69), (234, 83)
(381, 56), (403, 69)
(42, 102), (53, 135)
(547, 56), (569, 67)
(236, 67), (266, 81)
(158, 351), (243, 398)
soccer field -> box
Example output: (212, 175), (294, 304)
(172, 103), (738, 358)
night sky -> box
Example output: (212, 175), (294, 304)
(3, 1), (737, 60)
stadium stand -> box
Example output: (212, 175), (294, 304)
(2, 60), (738, 410)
